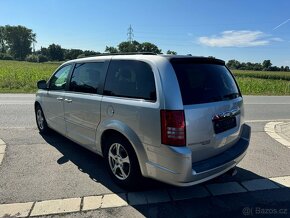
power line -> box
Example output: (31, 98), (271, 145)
(127, 25), (134, 43)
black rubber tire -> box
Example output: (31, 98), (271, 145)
(35, 104), (50, 134)
(104, 135), (142, 189)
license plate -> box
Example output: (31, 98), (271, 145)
(213, 116), (237, 134)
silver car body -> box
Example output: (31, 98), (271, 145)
(35, 55), (250, 186)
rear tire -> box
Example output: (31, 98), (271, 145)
(104, 135), (141, 189)
(35, 104), (50, 134)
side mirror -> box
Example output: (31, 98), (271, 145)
(37, 80), (48, 90)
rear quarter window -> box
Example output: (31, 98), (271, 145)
(103, 60), (156, 101)
(171, 61), (240, 105)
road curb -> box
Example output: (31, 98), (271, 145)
(0, 138), (6, 166)
(264, 122), (290, 148)
(0, 175), (290, 217)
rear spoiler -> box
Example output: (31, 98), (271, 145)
(169, 57), (225, 65)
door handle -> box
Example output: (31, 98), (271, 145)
(56, 97), (63, 101)
(64, 98), (72, 103)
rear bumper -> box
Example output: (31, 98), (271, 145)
(145, 124), (251, 186)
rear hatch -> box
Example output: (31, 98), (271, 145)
(170, 58), (244, 163)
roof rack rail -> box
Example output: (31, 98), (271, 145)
(94, 52), (157, 56)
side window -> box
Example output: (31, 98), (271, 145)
(104, 60), (156, 101)
(69, 62), (104, 94)
(49, 65), (72, 91)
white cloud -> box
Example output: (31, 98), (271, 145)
(198, 30), (281, 47)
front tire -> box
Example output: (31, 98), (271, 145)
(104, 135), (141, 189)
(35, 105), (49, 134)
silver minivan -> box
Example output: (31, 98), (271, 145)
(35, 54), (250, 188)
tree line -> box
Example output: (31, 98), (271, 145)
(0, 25), (101, 62)
(226, 59), (290, 72)
(0, 25), (176, 63)
(0, 25), (289, 72)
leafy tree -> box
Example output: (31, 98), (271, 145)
(118, 41), (140, 52)
(77, 54), (86, 59)
(105, 46), (118, 53)
(26, 54), (38, 62)
(0, 52), (13, 60)
(83, 50), (100, 57)
(139, 42), (162, 53)
(47, 44), (64, 61)
(4, 25), (36, 60)
(106, 40), (162, 54)
(36, 47), (49, 57)
(166, 50), (177, 55)
(227, 60), (241, 69)
(262, 60), (272, 71)
(0, 26), (7, 53)
(38, 54), (48, 63)
(64, 49), (83, 60)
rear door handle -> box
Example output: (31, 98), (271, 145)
(64, 98), (72, 103)
(56, 97), (63, 101)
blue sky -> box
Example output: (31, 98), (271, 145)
(0, 0), (290, 66)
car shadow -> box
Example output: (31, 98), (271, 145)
(41, 130), (168, 193)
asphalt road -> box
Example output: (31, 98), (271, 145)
(0, 94), (290, 217)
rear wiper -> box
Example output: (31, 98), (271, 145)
(223, 93), (240, 100)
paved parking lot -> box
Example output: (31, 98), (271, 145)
(0, 95), (290, 217)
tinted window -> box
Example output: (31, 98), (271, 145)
(69, 62), (104, 94)
(171, 62), (240, 105)
(50, 64), (72, 90)
(104, 60), (156, 101)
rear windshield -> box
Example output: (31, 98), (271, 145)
(171, 62), (240, 105)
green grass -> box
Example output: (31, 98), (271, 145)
(235, 77), (290, 95)
(0, 60), (290, 95)
(232, 70), (290, 81)
(232, 70), (290, 95)
(0, 60), (60, 93)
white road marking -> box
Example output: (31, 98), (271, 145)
(0, 154), (4, 165)
(101, 194), (128, 209)
(0, 145), (6, 153)
(82, 196), (102, 211)
(270, 176), (290, 188)
(264, 122), (290, 147)
(0, 140), (6, 166)
(0, 202), (34, 218)
(30, 198), (81, 216)
(0, 139), (5, 145)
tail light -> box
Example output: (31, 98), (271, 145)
(160, 110), (186, 146)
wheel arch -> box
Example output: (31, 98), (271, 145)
(97, 121), (149, 177)
(34, 101), (41, 111)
